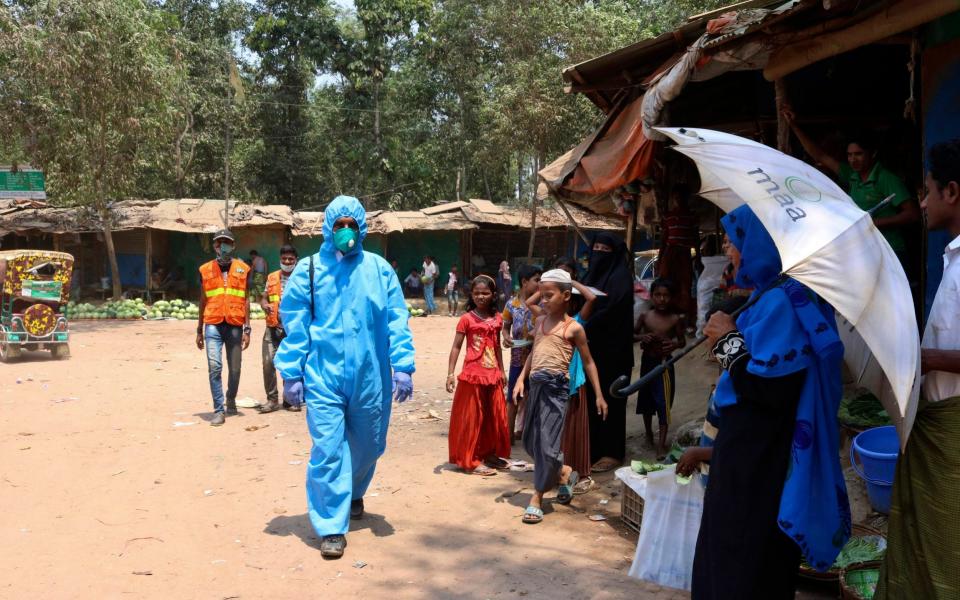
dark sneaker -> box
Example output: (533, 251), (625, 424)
(225, 400), (238, 416)
(257, 401), (280, 414)
(350, 498), (364, 520)
(320, 534), (346, 558)
(210, 412), (226, 426)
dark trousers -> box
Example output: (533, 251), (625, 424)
(262, 326), (284, 402)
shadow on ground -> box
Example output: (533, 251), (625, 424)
(264, 511), (396, 550)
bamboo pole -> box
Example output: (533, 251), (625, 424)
(554, 197), (590, 246)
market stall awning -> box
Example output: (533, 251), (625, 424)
(537, 96), (656, 215)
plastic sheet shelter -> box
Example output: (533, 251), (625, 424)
(536, 97), (656, 216)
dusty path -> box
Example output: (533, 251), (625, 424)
(0, 317), (844, 599)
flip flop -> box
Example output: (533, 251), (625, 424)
(470, 465), (497, 476)
(522, 505), (544, 524)
(484, 456), (510, 470)
(591, 458), (620, 473)
(556, 471), (579, 505)
(572, 476), (595, 495)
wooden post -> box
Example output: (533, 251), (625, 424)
(145, 228), (152, 302)
(625, 210), (637, 272)
(527, 196), (538, 260)
(774, 79), (791, 154)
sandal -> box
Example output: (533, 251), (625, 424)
(522, 505), (544, 524)
(591, 458), (621, 473)
(484, 456), (510, 470)
(573, 477), (595, 495)
(470, 465), (497, 476)
(556, 471), (579, 505)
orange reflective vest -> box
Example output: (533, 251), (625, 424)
(265, 270), (284, 328)
(200, 259), (249, 326)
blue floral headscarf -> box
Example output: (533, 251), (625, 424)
(715, 205), (851, 571)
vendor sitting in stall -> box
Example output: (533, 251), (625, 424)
(782, 107), (919, 266)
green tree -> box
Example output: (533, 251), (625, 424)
(0, 0), (181, 299)
(244, 0), (339, 206)
(149, 0), (251, 200)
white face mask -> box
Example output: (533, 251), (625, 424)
(280, 263), (295, 274)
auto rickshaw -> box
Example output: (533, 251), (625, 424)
(0, 250), (74, 361)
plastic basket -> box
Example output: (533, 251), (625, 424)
(798, 524), (885, 582)
(620, 481), (644, 533)
(840, 561), (882, 600)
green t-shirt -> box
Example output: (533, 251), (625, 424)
(838, 162), (910, 251)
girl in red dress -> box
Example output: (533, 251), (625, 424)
(445, 275), (511, 475)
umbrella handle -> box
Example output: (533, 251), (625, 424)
(609, 274), (789, 399)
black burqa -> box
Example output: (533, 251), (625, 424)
(581, 232), (635, 463)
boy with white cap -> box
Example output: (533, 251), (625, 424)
(513, 268), (607, 524)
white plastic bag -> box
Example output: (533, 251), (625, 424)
(628, 466), (705, 591)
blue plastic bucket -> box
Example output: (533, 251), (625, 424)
(851, 426), (899, 514)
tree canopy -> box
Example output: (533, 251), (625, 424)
(0, 0), (729, 211)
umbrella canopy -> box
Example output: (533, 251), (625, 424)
(657, 127), (920, 446)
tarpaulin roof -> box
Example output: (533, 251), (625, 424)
(537, 96), (656, 215)
(562, 0), (810, 112)
(539, 0), (959, 215)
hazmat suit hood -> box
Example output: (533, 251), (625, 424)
(322, 195), (368, 254)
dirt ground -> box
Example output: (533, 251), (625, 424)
(0, 316), (863, 599)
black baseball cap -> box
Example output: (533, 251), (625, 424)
(212, 229), (235, 242)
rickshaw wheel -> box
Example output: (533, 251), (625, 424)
(0, 341), (21, 362)
(50, 344), (70, 360)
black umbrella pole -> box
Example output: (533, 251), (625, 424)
(609, 336), (706, 398)
(609, 274), (787, 399)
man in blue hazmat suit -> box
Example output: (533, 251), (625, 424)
(274, 195), (415, 558)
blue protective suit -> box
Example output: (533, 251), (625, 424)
(274, 195), (415, 537)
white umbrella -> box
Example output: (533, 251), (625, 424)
(657, 126), (920, 446)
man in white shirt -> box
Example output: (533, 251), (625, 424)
(422, 255), (439, 315)
(877, 139), (960, 600)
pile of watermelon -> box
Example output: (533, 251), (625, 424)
(64, 299), (149, 320)
(63, 298), (202, 321)
(149, 299), (200, 320)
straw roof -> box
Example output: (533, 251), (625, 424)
(0, 197), (623, 239)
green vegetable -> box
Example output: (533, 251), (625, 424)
(630, 460), (666, 475)
(802, 535), (885, 572)
(839, 389), (892, 428)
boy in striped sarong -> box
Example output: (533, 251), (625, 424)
(635, 278), (686, 460)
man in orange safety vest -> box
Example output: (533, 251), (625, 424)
(257, 244), (299, 414)
(196, 229), (251, 426)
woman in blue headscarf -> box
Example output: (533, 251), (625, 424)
(692, 205), (850, 599)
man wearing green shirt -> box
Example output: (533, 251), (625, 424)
(783, 109), (919, 255)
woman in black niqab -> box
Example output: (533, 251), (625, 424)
(582, 232), (635, 471)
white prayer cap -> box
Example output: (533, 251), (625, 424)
(540, 269), (572, 285)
